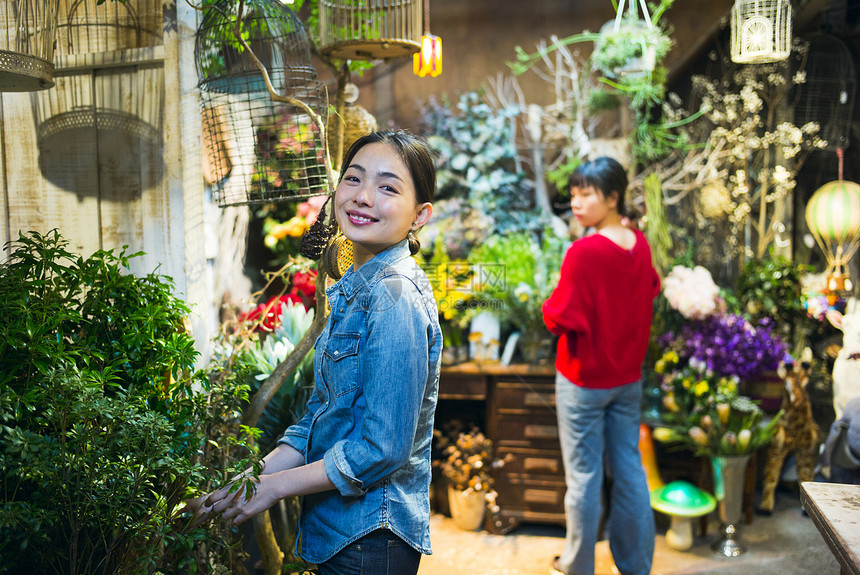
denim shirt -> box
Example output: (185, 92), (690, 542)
(279, 239), (442, 564)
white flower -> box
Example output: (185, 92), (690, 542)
(663, 265), (721, 320)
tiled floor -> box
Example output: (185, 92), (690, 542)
(417, 489), (840, 575)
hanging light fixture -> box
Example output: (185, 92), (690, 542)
(413, 0), (441, 77)
(413, 34), (441, 77)
(730, 0), (792, 64)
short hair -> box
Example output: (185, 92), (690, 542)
(569, 156), (628, 217)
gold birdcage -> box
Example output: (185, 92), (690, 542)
(731, 0), (792, 64)
(319, 0), (423, 61)
(0, 0), (61, 91)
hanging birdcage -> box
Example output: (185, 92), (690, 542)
(731, 0), (792, 64)
(0, 0), (61, 91)
(794, 34), (856, 151)
(31, 0), (165, 191)
(319, 0), (423, 61)
(196, 0), (329, 207)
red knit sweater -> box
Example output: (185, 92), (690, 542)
(542, 230), (660, 388)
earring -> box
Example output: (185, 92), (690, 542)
(321, 233), (353, 280)
(407, 230), (420, 255)
(299, 196), (334, 260)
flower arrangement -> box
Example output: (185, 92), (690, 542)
(654, 265), (788, 456)
(440, 428), (503, 493)
(237, 270), (318, 332)
(659, 313), (791, 382)
(662, 265), (722, 320)
(654, 358), (781, 457)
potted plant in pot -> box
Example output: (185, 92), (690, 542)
(436, 427), (511, 532)
(467, 228), (567, 364)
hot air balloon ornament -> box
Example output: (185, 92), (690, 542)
(805, 178), (860, 298)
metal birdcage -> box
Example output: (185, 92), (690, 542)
(53, 0), (161, 57)
(731, 0), (792, 64)
(0, 0), (61, 91)
(31, 0), (164, 190)
(196, 0), (329, 207)
(794, 34), (856, 151)
(319, 0), (423, 61)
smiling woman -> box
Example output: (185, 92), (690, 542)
(189, 131), (443, 575)
(335, 132), (436, 269)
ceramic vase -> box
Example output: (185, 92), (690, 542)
(447, 485), (486, 531)
(710, 454), (751, 557)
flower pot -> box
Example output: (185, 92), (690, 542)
(447, 486), (486, 531)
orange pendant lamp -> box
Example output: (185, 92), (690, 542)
(413, 1), (441, 77)
(413, 34), (442, 77)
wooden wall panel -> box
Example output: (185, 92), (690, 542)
(3, 89), (102, 257)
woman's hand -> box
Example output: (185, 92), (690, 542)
(202, 475), (285, 526)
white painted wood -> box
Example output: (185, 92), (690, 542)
(0, 0), (220, 363)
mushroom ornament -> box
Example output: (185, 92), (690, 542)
(651, 480), (717, 551)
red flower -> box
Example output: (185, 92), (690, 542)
(240, 294), (304, 332)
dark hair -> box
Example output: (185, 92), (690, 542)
(569, 156), (628, 217)
(339, 130), (436, 204)
(338, 130), (436, 253)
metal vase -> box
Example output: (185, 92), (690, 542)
(710, 454), (751, 557)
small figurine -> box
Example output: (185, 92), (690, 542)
(758, 361), (822, 515)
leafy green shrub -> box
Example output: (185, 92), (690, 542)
(736, 252), (811, 343)
(0, 230), (255, 574)
(421, 91), (547, 237)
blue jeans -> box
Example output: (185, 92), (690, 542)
(317, 529), (421, 575)
(555, 374), (654, 575)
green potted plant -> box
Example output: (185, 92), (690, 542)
(0, 230), (258, 574)
(467, 228), (567, 363)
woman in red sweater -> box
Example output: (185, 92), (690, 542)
(543, 157), (659, 575)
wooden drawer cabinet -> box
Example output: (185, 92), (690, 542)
(488, 375), (565, 525)
(438, 364), (565, 527)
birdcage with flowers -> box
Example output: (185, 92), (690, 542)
(196, 0), (329, 207)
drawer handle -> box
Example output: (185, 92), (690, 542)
(524, 457), (560, 474)
(524, 392), (555, 407)
(524, 424), (559, 440)
(524, 489), (561, 505)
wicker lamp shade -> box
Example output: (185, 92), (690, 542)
(0, 0), (61, 91)
(731, 0), (792, 64)
(319, 0), (423, 61)
(196, 0), (329, 207)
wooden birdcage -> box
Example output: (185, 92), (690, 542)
(196, 0), (329, 207)
(319, 0), (423, 61)
(731, 0), (792, 64)
(31, 0), (164, 191)
(0, 0), (61, 91)
(794, 34), (855, 151)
